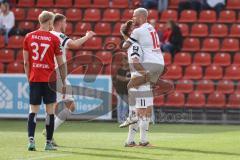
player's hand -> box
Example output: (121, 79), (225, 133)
(86, 31), (96, 38)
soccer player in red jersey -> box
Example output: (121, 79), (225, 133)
(23, 11), (67, 151)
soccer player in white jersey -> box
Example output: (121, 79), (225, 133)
(43, 13), (96, 146)
(120, 20), (154, 147)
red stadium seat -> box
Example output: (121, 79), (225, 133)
(121, 9), (134, 22)
(148, 9), (159, 20)
(213, 53), (231, 67)
(68, 63), (84, 74)
(206, 92), (226, 108)
(154, 96), (164, 107)
(209, 24), (228, 37)
(158, 23), (165, 32)
(7, 36), (24, 49)
(104, 36), (121, 49)
(85, 64), (103, 75)
(0, 36), (4, 48)
(227, 0), (240, 9)
(102, 9), (120, 21)
(112, 0), (129, 8)
(193, 52), (211, 66)
(112, 22), (123, 36)
(12, 8), (25, 20)
(162, 64), (182, 80)
(6, 62), (24, 73)
(163, 52), (172, 65)
(74, 0), (91, 8)
(224, 65), (240, 80)
(182, 38), (200, 51)
(27, 8), (43, 21)
(36, 0), (53, 7)
(204, 65), (223, 80)
(49, 8), (64, 14)
(83, 9), (101, 22)
(66, 8), (82, 21)
(216, 80), (234, 94)
(201, 38), (220, 52)
(179, 10), (197, 22)
(55, 0), (72, 7)
(165, 92), (185, 107)
(0, 49), (14, 63)
(218, 10), (236, 23)
(105, 63), (119, 75)
(94, 22), (111, 36)
(186, 92), (205, 108)
(83, 37), (102, 50)
(18, 21), (35, 31)
(191, 23), (208, 37)
(95, 51), (112, 65)
(178, 23), (189, 36)
(237, 82), (240, 92)
(229, 24), (240, 37)
(75, 51), (93, 64)
(160, 10), (178, 22)
(221, 38), (239, 52)
(196, 80), (214, 94)
(18, 0), (34, 7)
(16, 50), (23, 63)
(227, 92), (240, 108)
(0, 62), (3, 73)
(175, 79), (193, 93)
(184, 64), (203, 80)
(74, 22), (92, 35)
(65, 23), (73, 35)
(93, 0), (109, 8)
(233, 53), (240, 65)
(168, 0), (179, 9)
(198, 10), (216, 23)
(174, 52), (191, 66)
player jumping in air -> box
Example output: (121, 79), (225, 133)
(42, 13), (96, 146)
(23, 11), (67, 151)
(119, 8), (165, 146)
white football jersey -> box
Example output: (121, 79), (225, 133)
(127, 42), (143, 77)
(50, 31), (71, 67)
(128, 23), (164, 65)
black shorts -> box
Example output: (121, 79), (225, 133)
(29, 82), (56, 105)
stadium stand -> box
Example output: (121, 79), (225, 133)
(1, 0), (240, 115)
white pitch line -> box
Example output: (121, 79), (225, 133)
(14, 153), (69, 160)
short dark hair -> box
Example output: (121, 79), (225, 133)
(54, 13), (66, 25)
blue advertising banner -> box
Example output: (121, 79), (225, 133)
(0, 74), (112, 120)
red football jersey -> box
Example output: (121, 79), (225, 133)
(23, 30), (62, 82)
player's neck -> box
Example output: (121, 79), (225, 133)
(39, 26), (50, 32)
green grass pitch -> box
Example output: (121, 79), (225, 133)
(0, 120), (239, 160)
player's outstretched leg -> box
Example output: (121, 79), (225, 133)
(28, 112), (37, 151)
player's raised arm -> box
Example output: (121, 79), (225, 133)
(67, 31), (96, 49)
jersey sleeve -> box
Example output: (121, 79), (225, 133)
(54, 37), (63, 56)
(130, 44), (142, 60)
(59, 33), (71, 48)
(127, 28), (139, 44)
(23, 34), (29, 51)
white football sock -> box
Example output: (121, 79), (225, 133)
(139, 117), (150, 143)
(127, 121), (139, 144)
(54, 117), (64, 131)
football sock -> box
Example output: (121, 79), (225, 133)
(139, 117), (150, 143)
(127, 121), (139, 144)
(46, 114), (54, 142)
(28, 113), (37, 141)
(54, 108), (71, 131)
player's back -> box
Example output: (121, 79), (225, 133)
(131, 23), (164, 65)
(23, 30), (62, 82)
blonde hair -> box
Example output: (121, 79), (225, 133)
(38, 11), (55, 24)
(134, 8), (148, 18)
